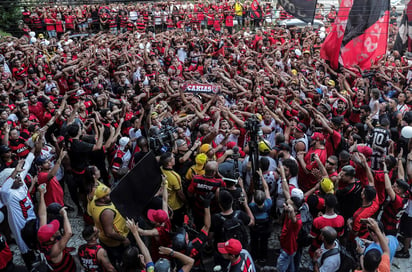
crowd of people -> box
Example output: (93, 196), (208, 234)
(0, 1), (411, 272)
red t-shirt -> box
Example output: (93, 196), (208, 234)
(0, 242), (12, 269)
(280, 214), (302, 255)
(38, 171), (64, 206)
(352, 195), (380, 239)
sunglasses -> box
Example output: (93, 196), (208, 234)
(327, 160), (336, 165)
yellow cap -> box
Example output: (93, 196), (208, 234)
(320, 177), (334, 194)
(95, 184), (111, 199)
(200, 144), (212, 154)
(327, 80), (335, 87)
(291, 69), (298, 76)
(195, 153), (208, 166)
(258, 140), (271, 153)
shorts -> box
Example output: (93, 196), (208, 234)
(399, 212), (412, 238)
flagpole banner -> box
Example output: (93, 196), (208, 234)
(394, 0), (412, 54)
(110, 151), (162, 220)
(278, 0), (318, 23)
(250, 0), (263, 20)
(320, 0), (354, 69)
(340, 0), (390, 70)
(321, 0), (390, 70)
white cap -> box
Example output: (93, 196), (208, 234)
(291, 188), (304, 201)
(119, 137), (130, 150)
(76, 89), (86, 96)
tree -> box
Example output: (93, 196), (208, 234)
(0, 0), (22, 35)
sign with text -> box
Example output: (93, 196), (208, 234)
(183, 83), (221, 94)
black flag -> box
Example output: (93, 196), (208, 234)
(111, 151), (162, 220)
(278, 0), (318, 24)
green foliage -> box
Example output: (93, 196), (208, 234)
(0, 1), (22, 34)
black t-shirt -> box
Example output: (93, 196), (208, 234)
(134, 151), (149, 165)
(174, 152), (193, 179)
(336, 181), (362, 220)
(67, 138), (94, 172)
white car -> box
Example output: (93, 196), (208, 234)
(277, 18), (325, 29)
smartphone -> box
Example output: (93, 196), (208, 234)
(360, 218), (369, 224)
(310, 153), (315, 161)
(355, 237), (365, 248)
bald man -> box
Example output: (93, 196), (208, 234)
(313, 226), (341, 272)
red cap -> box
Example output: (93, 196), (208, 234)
(357, 146), (372, 158)
(37, 220), (60, 243)
(311, 132), (325, 141)
(218, 239), (242, 255)
(147, 209), (168, 224)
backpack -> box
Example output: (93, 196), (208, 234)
(31, 250), (53, 272)
(320, 245), (357, 272)
(219, 210), (248, 248)
(297, 203), (313, 247)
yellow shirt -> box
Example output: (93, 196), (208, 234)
(234, 3), (243, 16)
(161, 167), (184, 211)
(89, 201), (129, 247)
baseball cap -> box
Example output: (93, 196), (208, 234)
(258, 140), (271, 153)
(275, 142), (291, 152)
(291, 188), (304, 201)
(119, 137), (130, 150)
(37, 220), (60, 243)
(46, 202), (63, 215)
(35, 156), (47, 166)
(218, 239), (242, 255)
(76, 89), (86, 96)
(154, 258), (171, 272)
(147, 209), (168, 224)
(357, 146), (373, 158)
(195, 153), (207, 167)
(327, 80), (335, 87)
(0, 145), (11, 155)
(320, 177), (334, 194)
(95, 185), (111, 199)
(395, 179), (410, 192)
(311, 132), (325, 141)
(200, 144), (212, 154)
(295, 123), (307, 133)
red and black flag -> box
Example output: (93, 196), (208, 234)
(250, 0), (263, 19)
(321, 0), (390, 70)
(278, 0), (318, 23)
(394, 0), (412, 54)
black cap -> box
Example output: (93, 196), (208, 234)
(275, 142), (291, 152)
(46, 202), (63, 214)
(35, 157), (47, 166)
(0, 145), (11, 155)
(395, 179), (410, 192)
(295, 123), (307, 133)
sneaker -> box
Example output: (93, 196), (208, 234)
(395, 250), (410, 259)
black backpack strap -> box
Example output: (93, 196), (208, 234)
(320, 248), (339, 266)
